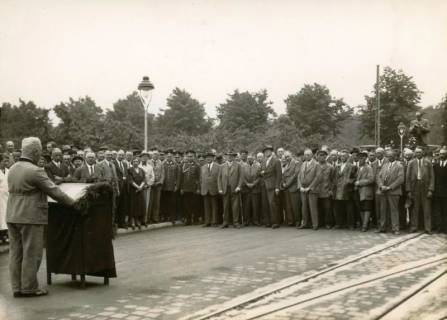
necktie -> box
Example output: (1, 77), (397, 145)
(417, 160), (422, 180)
(208, 164), (211, 173)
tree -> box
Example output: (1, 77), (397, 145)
(285, 83), (352, 139)
(157, 88), (212, 136)
(359, 67), (422, 146)
(53, 96), (105, 149)
(217, 89), (275, 132)
(0, 100), (52, 145)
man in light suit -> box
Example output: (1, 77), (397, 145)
(200, 152), (220, 226)
(73, 152), (100, 183)
(281, 151), (301, 226)
(406, 147), (435, 233)
(149, 150), (165, 223)
(354, 151), (375, 231)
(334, 150), (357, 229)
(241, 153), (261, 226)
(298, 149), (322, 230)
(7, 137), (75, 297)
(260, 145), (282, 229)
(376, 149), (405, 234)
(218, 151), (243, 228)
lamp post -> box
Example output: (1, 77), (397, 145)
(398, 122), (406, 156)
(137, 76), (154, 152)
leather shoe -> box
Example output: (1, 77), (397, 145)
(21, 289), (49, 298)
(272, 224), (280, 229)
(220, 224), (228, 229)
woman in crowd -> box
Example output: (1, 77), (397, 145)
(0, 154), (10, 243)
(127, 158), (147, 230)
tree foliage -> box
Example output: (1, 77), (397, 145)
(359, 67), (422, 146)
(53, 96), (105, 148)
(217, 89), (275, 132)
(0, 100), (52, 145)
(157, 88), (212, 136)
(285, 83), (352, 139)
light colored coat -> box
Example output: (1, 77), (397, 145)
(200, 162), (220, 196)
(0, 168), (9, 230)
(298, 159), (322, 194)
(6, 160), (74, 225)
(218, 161), (242, 194)
(281, 159), (300, 192)
(355, 164), (374, 201)
(377, 161), (404, 196)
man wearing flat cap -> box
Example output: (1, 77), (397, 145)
(7, 137), (75, 297)
(260, 145), (282, 228)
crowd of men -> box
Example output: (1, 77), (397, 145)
(1, 139), (446, 238)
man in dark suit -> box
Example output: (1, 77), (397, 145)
(433, 148), (447, 233)
(7, 137), (75, 297)
(281, 151), (301, 226)
(317, 150), (335, 229)
(200, 152), (220, 226)
(298, 149), (322, 230)
(241, 153), (261, 226)
(406, 147), (435, 233)
(218, 151), (242, 228)
(376, 149), (405, 234)
(260, 145), (282, 228)
(45, 148), (69, 184)
(114, 150), (129, 228)
(163, 149), (179, 224)
(179, 150), (200, 225)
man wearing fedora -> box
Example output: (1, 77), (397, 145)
(218, 151), (243, 228)
(200, 152), (220, 226)
(260, 145), (282, 228)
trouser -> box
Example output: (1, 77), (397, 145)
(301, 192), (319, 228)
(143, 188), (151, 224)
(7, 223), (44, 294)
(203, 194), (218, 225)
(318, 197), (333, 227)
(411, 182), (432, 232)
(261, 187), (279, 226)
(277, 190), (285, 225)
(334, 200), (355, 228)
(434, 197), (447, 233)
(182, 192), (196, 224)
(353, 193), (361, 227)
(399, 191), (408, 229)
(379, 194), (400, 232)
(175, 190), (183, 222)
(115, 181), (128, 227)
(149, 184), (162, 223)
(196, 194), (204, 223)
(375, 194), (383, 227)
(163, 190), (177, 222)
(222, 189), (241, 225)
(284, 191), (300, 226)
(242, 192), (261, 225)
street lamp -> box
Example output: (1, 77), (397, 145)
(397, 122), (406, 156)
(137, 76), (154, 152)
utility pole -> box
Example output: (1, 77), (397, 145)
(376, 65), (381, 147)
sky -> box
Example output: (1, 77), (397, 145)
(1, 0), (446, 123)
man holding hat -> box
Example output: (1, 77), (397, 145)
(218, 151), (243, 228)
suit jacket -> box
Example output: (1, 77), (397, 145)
(179, 161), (200, 193)
(218, 161), (242, 195)
(298, 159), (322, 194)
(371, 158), (389, 179)
(241, 162), (261, 194)
(377, 161), (404, 196)
(74, 164), (100, 183)
(45, 161), (70, 184)
(334, 161), (357, 200)
(405, 158), (435, 193)
(163, 160), (179, 192)
(6, 159), (74, 225)
(317, 163), (335, 198)
(152, 159), (165, 186)
(113, 159), (129, 182)
(260, 156), (282, 191)
(281, 159), (300, 192)
(355, 164), (374, 201)
(96, 160), (118, 183)
(200, 162), (220, 196)
(434, 160), (447, 197)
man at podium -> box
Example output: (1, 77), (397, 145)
(6, 137), (75, 298)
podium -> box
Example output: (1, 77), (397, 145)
(46, 183), (117, 288)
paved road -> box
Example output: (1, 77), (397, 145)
(0, 226), (445, 320)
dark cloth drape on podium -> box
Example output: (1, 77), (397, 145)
(47, 195), (117, 278)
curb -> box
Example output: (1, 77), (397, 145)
(0, 221), (183, 255)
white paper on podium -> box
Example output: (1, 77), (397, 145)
(48, 183), (91, 203)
